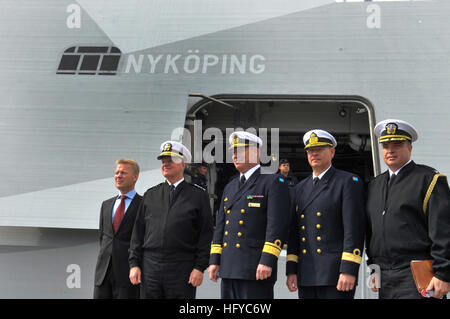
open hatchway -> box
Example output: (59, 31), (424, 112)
(184, 95), (379, 214)
(183, 94), (380, 299)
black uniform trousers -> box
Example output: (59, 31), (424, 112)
(140, 254), (196, 299)
(379, 266), (423, 299)
(221, 279), (274, 299)
(378, 266), (446, 299)
(94, 260), (140, 299)
(297, 286), (355, 299)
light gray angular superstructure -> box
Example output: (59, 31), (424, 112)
(0, 0), (448, 298)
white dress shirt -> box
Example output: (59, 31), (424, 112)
(112, 189), (137, 219)
(240, 164), (261, 183)
(312, 165), (332, 181)
(388, 159), (412, 177)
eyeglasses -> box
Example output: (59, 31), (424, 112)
(305, 147), (328, 154)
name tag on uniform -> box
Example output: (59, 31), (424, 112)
(248, 202), (261, 208)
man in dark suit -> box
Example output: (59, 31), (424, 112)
(366, 119), (450, 299)
(94, 158), (142, 299)
(208, 131), (291, 299)
(286, 129), (366, 299)
(129, 141), (213, 299)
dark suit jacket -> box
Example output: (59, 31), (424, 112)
(209, 167), (291, 282)
(94, 193), (142, 287)
(286, 166), (366, 286)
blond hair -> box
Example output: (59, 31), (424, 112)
(116, 158), (140, 175)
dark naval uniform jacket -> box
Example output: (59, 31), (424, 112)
(209, 167), (291, 282)
(129, 181), (213, 271)
(286, 166), (366, 286)
(95, 193), (142, 287)
(365, 161), (450, 282)
(277, 172), (298, 188)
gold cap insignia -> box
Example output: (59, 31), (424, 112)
(232, 135), (239, 145)
(309, 132), (319, 145)
(385, 123), (398, 135)
(163, 143), (172, 152)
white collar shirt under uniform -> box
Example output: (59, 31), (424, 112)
(240, 164), (261, 183)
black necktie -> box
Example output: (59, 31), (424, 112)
(388, 174), (397, 189)
(313, 177), (319, 188)
(239, 175), (246, 188)
(169, 184), (176, 203)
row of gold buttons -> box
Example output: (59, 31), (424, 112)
(226, 220), (245, 225)
(300, 212), (322, 218)
(224, 208), (245, 249)
(300, 211), (323, 255)
(301, 236), (322, 242)
(223, 243), (241, 248)
(302, 249), (322, 254)
(226, 209), (246, 214)
(224, 231), (243, 237)
(300, 224), (322, 231)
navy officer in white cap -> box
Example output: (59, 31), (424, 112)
(366, 119), (450, 299)
(129, 141), (213, 298)
(286, 129), (366, 299)
(208, 131), (291, 299)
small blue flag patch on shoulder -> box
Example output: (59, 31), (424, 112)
(279, 177), (285, 183)
(352, 176), (359, 182)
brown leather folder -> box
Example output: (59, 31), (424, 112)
(410, 260), (434, 294)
